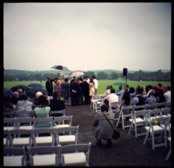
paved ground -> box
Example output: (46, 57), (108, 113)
(65, 104), (172, 167)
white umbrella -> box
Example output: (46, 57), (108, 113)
(70, 72), (84, 78)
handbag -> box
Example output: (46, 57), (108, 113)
(102, 112), (120, 140)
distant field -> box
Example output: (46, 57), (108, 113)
(4, 80), (170, 94)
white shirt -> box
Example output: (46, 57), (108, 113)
(104, 93), (119, 105)
(93, 79), (98, 89)
(164, 91), (171, 102)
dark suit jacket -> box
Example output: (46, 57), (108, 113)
(49, 98), (65, 111)
(46, 78), (56, 93)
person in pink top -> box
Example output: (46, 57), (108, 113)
(104, 88), (119, 109)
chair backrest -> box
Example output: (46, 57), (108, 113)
(15, 110), (34, 118)
(148, 109), (162, 118)
(162, 107), (171, 116)
(3, 111), (16, 118)
(4, 146), (26, 156)
(121, 105), (134, 115)
(14, 117), (34, 128)
(32, 127), (54, 135)
(28, 146), (59, 155)
(53, 126), (79, 135)
(33, 117), (54, 128)
(53, 115), (73, 126)
(9, 129), (32, 136)
(4, 118), (16, 127)
(133, 104), (147, 111)
(51, 110), (66, 116)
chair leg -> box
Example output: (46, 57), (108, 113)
(165, 148), (171, 161)
(143, 131), (149, 145)
(152, 133), (155, 150)
(122, 116), (124, 130)
(128, 123), (132, 135)
(116, 111), (122, 127)
(135, 125), (137, 139)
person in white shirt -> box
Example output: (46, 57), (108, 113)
(104, 88), (119, 109)
(93, 75), (98, 95)
(164, 86), (171, 102)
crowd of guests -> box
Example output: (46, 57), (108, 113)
(46, 75), (98, 106)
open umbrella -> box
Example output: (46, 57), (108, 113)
(27, 83), (43, 89)
(11, 85), (29, 92)
(70, 72), (84, 78)
(26, 88), (48, 99)
(52, 65), (70, 72)
(4, 88), (14, 98)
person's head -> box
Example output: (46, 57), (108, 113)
(92, 75), (96, 79)
(129, 87), (135, 93)
(53, 91), (59, 99)
(19, 93), (28, 100)
(158, 83), (162, 87)
(167, 86), (171, 91)
(136, 87), (143, 95)
(47, 76), (51, 80)
(38, 95), (48, 106)
(124, 85), (129, 92)
(36, 91), (43, 99)
(13, 91), (19, 98)
(65, 78), (69, 83)
(149, 89), (156, 97)
(106, 85), (111, 90)
(111, 88), (115, 93)
(101, 104), (109, 112)
(90, 77), (94, 83)
(17, 89), (23, 95)
(119, 85), (122, 90)
(123, 91), (130, 105)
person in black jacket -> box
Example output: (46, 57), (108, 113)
(46, 76), (57, 96)
(49, 91), (65, 117)
(82, 76), (90, 105)
(70, 78), (79, 106)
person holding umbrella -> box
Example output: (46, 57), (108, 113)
(46, 76), (57, 96)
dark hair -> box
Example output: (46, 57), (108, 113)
(137, 88), (143, 94)
(53, 91), (59, 99)
(65, 78), (69, 82)
(158, 83), (162, 87)
(38, 95), (48, 106)
(129, 87), (135, 93)
(19, 93), (28, 100)
(119, 85), (122, 90)
(111, 88), (115, 93)
(123, 91), (130, 105)
(101, 104), (109, 112)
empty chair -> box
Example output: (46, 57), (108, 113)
(143, 113), (168, 150)
(59, 142), (91, 166)
(54, 126), (79, 146)
(32, 128), (55, 146)
(8, 129), (33, 147)
(15, 117), (34, 130)
(116, 105), (134, 130)
(4, 147), (27, 166)
(53, 115), (73, 128)
(28, 146), (59, 166)
(4, 118), (17, 131)
(128, 109), (149, 138)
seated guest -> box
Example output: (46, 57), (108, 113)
(93, 104), (113, 146)
(135, 87), (146, 106)
(164, 86), (171, 103)
(104, 88), (119, 109)
(16, 93), (33, 112)
(34, 95), (51, 128)
(10, 91), (19, 107)
(49, 91), (65, 117)
(102, 85), (112, 97)
(119, 91), (131, 110)
(32, 91), (43, 109)
(145, 89), (157, 105)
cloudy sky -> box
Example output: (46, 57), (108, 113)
(4, 2), (171, 72)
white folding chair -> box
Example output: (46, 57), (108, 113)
(32, 128), (55, 146)
(59, 142), (91, 166)
(28, 146), (59, 166)
(143, 112), (168, 150)
(109, 102), (119, 113)
(53, 115), (73, 128)
(128, 109), (149, 138)
(4, 118), (17, 131)
(54, 126), (79, 146)
(33, 117), (54, 128)
(8, 129), (33, 147)
(3, 130), (10, 147)
(116, 105), (134, 130)
(15, 117), (34, 130)
(15, 110), (34, 118)
(165, 137), (171, 161)
(3, 147), (27, 166)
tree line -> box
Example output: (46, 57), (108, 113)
(4, 69), (170, 81)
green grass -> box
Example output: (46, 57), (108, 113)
(4, 80), (170, 94)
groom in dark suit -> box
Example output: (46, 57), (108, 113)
(46, 76), (56, 96)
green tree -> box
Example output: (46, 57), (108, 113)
(97, 71), (108, 80)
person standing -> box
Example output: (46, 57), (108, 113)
(82, 76), (90, 105)
(61, 78), (70, 105)
(92, 75), (98, 95)
(46, 76), (55, 96)
(70, 78), (79, 106)
(89, 77), (95, 102)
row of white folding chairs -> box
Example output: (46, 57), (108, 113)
(4, 142), (91, 166)
(90, 96), (104, 113)
(128, 107), (171, 139)
(4, 115), (73, 131)
(4, 109), (66, 118)
(116, 102), (171, 130)
(4, 126), (79, 147)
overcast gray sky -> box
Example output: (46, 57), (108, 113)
(3, 3), (171, 72)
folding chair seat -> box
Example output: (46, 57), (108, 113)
(54, 126), (79, 146)
(33, 117), (54, 128)
(3, 147), (27, 166)
(53, 115), (73, 129)
(143, 115), (168, 150)
(4, 118), (17, 131)
(116, 105), (134, 130)
(32, 128), (55, 146)
(51, 109), (66, 117)
(59, 142), (91, 166)
(28, 146), (59, 166)
(128, 109), (149, 138)
(15, 117), (34, 130)
(9, 129), (33, 147)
